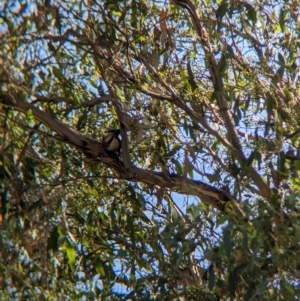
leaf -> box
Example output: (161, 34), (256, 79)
(52, 66), (66, 81)
(228, 267), (238, 296)
(256, 277), (268, 294)
(217, 214), (231, 225)
(66, 246), (76, 272)
(25, 109), (34, 127)
(115, 86), (123, 100)
(76, 111), (88, 130)
(126, 214), (135, 244)
(172, 158), (183, 175)
(216, 2), (228, 20)
(73, 212), (85, 225)
(217, 52), (227, 75)
(229, 263), (247, 297)
(208, 269), (215, 290)
(286, 193), (297, 209)
(168, 144), (181, 157)
(47, 227), (59, 251)
(281, 280), (295, 298)
(183, 153), (190, 177)
(242, 231), (248, 253)
(229, 162), (240, 177)
(279, 9), (286, 31)
(278, 107), (290, 121)
(223, 228), (232, 259)
(131, 0), (137, 28)
(283, 87), (293, 104)
(182, 240), (197, 254)
(72, 94), (81, 106)
(278, 52), (285, 65)
(245, 4), (257, 24)
(272, 66), (285, 84)
(117, 249), (128, 258)
(95, 258), (106, 277)
(187, 61), (197, 91)
(111, 10), (122, 17)
(127, 185), (142, 211)
(266, 94), (277, 114)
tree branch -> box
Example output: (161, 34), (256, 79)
(172, 0), (271, 199)
(1, 93), (245, 217)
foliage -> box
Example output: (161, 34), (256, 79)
(0, 0), (300, 300)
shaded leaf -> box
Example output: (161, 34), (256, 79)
(216, 2), (228, 20)
(187, 61), (197, 91)
(47, 227), (60, 251)
(245, 4), (257, 24)
(76, 111), (88, 130)
(223, 228), (232, 259)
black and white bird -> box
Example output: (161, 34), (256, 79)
(102, 129), (121, 152)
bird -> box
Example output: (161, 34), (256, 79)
(102, 129), (121, 152)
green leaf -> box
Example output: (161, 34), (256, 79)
(271, 244), (280, 263)
(115, 86), (123, 100)
(25, 109), (34, 127)
(279, 9), (286, 31)
(117, 249), (128, 258)
(131, 0), (137, 28)
(256, 278), (268, 294)
(52, 66), (66, 81)
(242, 231), (248, 252)
(278, 107), (290, 121)
(283, 87), (293, 104)
(217, 214), (231, 225)
(266, 94), (277, 114)
(112, 10), (122, 17)
(245, 4), (257, 24)
(127, 185), (143, 211)
(286, 193), (297, 209)
(74, 215), (86, 229)
(172, 159), (183, 175)
(228, 267), (238, 296)
(272, 66), (285, 84)
(126, 214), (135, 244)
(278, 52), (285, 65)
(229, 162), (240, 177)
(168, 144), (181, 156)
(95, 258), (106, 277)
(76, 111), (88, 130)
(223, 228), (232, 259)
(216, 2), (228, 20)
(182, 240), (197, 255)
(187, 61), (197, 91)
(281, 280), (295, 298)
(47, 227), (60, 251)
(208, 269), (215, 290)
(217, 52), (228, 75)
(72, 94), (81, 106)
(66, 246), (76, 272)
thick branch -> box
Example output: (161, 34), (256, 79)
(172, 0), (271, 199)
(1, 93), (243, 216)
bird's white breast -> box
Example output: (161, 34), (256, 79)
(105, 137), (120, 151)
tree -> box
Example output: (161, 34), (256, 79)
(0, 0), (300, 299)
